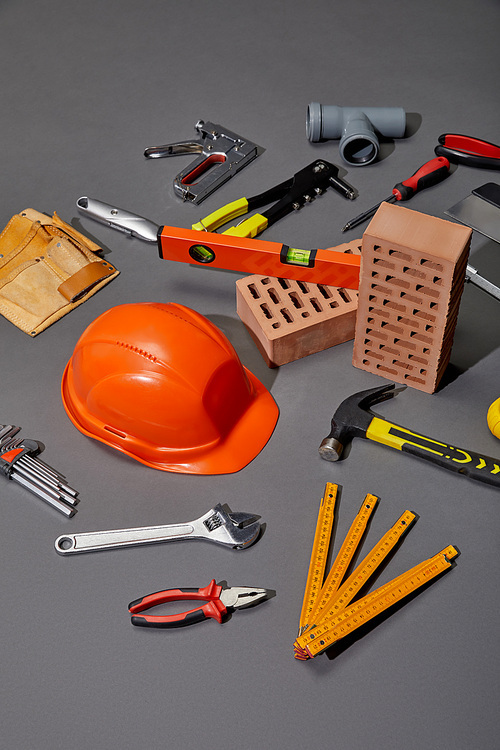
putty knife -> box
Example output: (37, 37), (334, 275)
(446, 182), (500, 244)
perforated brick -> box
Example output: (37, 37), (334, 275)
(236, 241), (361, 367)
(352, 202), (472, 393)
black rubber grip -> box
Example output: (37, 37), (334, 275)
(388, 427), (500, 487)
(131, 608), (209, 628)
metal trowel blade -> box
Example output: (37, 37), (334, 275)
(445, 193), (500, 244)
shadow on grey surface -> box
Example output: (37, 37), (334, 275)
(404, 112), (423, 138)
(323, 558), (459, 661)
(375, 112), (423, 163)
(447, 238), (500, 375)
(71, 216), (115, 257)
(208, 314), (279, 392)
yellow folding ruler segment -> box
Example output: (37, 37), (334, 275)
(304, 509), (416, 632)
(297, 545), (458, 659)
(298, 483), (338, 635)
(304, 493), (379, 632)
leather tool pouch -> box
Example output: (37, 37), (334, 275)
(0, 209), (119, 336)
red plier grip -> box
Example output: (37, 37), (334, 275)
(128, 579), (227, 628)
(435, 134), (500, 170)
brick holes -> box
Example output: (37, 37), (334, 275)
(388, 249), (412, 262)
(370, 307), (390, 320)
(267, 288), (280, 304)
(415, 284), (440, 299)
(392, 359), (412, 371)
(377, 364), (399, 376)
(365, 328), (388, 341)
(400, 291), (423, 305)
(380, 321), (404, 335)
(352, 210), (469, 392)
(372, 284), (392, 295)
(405, 374), (427, 385)
(420, 259), (444, 272)
(317, 284), (331, 299)
(413, 309), (436, 322)
(280, 308), (293, 323)
(383, 299), (406, 313)
(310, 298), (323, 313)
(394, 338), (417, 351)
(380, 345), (400, 356)
(403, 266), (426, 280)
(288, 292), (303, 310)
(247, 283), (260, 299)
(385, 275), (411, 290)
(373, 258), (395, 270)
(408, 354), (428, 365)
(278, 278), (290, 289)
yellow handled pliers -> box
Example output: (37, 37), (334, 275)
(192, 159), (356, 239)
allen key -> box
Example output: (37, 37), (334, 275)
(0, 424), (79, 517)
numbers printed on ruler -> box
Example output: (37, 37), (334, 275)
(298, 483), (337, 636)
(306, 493), (379, 630)
(293, 486), (459, 661)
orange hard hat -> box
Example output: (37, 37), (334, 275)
(61, 302), (279, 474)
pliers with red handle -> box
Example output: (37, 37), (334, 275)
(435, 134), (500, 170)
(129, 579), (272, 628)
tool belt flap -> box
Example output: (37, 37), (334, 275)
(0, 209), (119, 336)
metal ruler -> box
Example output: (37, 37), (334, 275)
(294, 488), (458, 660)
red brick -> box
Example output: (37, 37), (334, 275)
(236, 241), (362, 367)
(353, 202), (472, 393)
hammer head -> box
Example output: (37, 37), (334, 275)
(319, 383), (405, 461)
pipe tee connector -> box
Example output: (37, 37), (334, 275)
(306, 104), (406, 166)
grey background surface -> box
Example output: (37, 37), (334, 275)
(1, 1), (499, 748)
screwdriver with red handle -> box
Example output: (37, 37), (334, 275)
(341, 156), (450, 232)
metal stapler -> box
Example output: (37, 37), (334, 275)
(144, 120), (263, 204)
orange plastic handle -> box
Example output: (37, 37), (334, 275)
(158, 225), (360, 289)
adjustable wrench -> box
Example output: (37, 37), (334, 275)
(54, 503), (262, 554)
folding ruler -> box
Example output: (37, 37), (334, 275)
(295, 484), (458, 659)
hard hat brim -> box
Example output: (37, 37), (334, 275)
(61, 361), (279, 475)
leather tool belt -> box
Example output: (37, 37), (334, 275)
(0, 208), (119, 336)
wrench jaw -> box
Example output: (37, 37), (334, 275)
(200, 504), (262, 549)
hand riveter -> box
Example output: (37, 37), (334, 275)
(77, 160), (362, 289)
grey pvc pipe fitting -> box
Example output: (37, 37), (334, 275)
(306, 104), (407, 166)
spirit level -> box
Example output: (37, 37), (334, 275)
(76, 197), (361, 289)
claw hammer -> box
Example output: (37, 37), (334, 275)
(319, 383), (500, 488)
